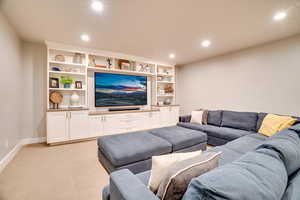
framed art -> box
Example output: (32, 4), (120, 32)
(49, 78), (59, 88)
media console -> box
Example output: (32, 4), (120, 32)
(47, 106), (180, 144)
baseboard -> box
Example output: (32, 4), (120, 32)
(0, 137), (46, 173)
(22, 137), (46, 145)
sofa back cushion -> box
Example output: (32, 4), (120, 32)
(221, 111), (258, 131)
(183, 140), (290, 200)
(282, 169), (300, 200)
(256, 113), (300, 132)
(207, 110), (223, 126)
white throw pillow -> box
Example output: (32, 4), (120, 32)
(191, 110), (203, 124)
(148, 150), (202, 193)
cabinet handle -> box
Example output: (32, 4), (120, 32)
(70, 112), (72, 119)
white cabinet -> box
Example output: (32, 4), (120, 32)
(47, 112), (68, 143)
(69, 111), (89, 140)
(47, 107), (180, 144)
(89, 116), (104, 137)
(158, 106), (180, 127)
(47, 111), (89, 144)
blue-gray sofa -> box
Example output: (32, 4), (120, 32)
(101, 110), (300, 200)
(103, 125), (300, 200)
(179, 110), (300, 146)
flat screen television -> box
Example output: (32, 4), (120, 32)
(95, 72), (147, 107)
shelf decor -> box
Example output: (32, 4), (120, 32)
(49, 91), (63, 109)
(49, 77), (59, 88)
(60, 76), (74, 88)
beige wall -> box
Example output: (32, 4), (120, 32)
(0, 10), (47, 162)
(0, 11), (23, 160)
(22, 42), (47, 139)
(177, 34), (300, 116)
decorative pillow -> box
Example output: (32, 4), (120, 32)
(207, 110), (223, 126)
(156, 152), (221, 200)
(201, 109), (209, 125)
(191, 110), (203, 124)
(221, 111), (258, 131)
(256, 112), (268, 131)
(148, 151), (202, 193)
(259, 114), (297, 136)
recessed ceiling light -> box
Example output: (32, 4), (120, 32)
(201, 40), (211, 47)
(273, 11), (287, 21)
(169, 54), (175, 59)
(81, 34), (90, 42)
(91, 1), (103, 12)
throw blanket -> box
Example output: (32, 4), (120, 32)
(183, 128), (300, 200)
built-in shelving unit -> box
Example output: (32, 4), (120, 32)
(46, 41), (176, 111)
(155, 65), (176, 105)
(45, 41), (179, 145)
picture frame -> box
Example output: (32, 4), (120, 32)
(49, 78), (59, 88)
(75, 81), (82, 89)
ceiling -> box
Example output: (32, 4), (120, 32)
(1, 0), (300, 65)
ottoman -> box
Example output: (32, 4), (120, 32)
(97, 126), (207, 174)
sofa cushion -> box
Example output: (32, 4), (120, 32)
(177, 123), (252, 141)
(224, 133), (267, 155)
(183, 144), (289, 200)
(208, 146), (243, 166)
(282, 169), (300, 200)
(256, 112), (268, 131)
(207, 110), (223, 126)
(98, 131), (172, 167)
(221, 110), (258, 131)
(149, 126), (207, 151)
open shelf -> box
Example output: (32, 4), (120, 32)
(87, 66), (154, 76)
(49, 88), (86, 91)
(49, 71), (85, 76)
(157, 81), (175, 84)
(49, 60), (85, 67)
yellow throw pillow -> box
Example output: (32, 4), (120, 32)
(258, 114), (297, 136)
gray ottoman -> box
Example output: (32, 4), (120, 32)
(97, 126), (207, 174)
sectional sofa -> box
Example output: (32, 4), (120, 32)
(101, 110), (300, 200)
(179, 110), (300, 146)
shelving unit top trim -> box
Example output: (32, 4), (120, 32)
(45, 41), (175, 67)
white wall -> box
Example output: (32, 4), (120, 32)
(0, 11), (23, 161)
(177, 34), (300, 116)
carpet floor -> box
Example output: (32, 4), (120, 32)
(0, 140), (109, 200)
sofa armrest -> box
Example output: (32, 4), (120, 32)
(179, 115), (191, 123)
(110, 169), (159, 200)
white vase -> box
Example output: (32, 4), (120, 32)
(70, 92), (80, 106)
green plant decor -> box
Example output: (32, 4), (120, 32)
(60, 76), (74, 87)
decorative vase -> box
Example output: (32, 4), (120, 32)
(64, 83), (71, 88)
(70, 92), (80, 106)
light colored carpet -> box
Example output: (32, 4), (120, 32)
(0, 140), (109, 200)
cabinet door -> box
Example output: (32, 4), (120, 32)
(150, 112), (160, 129)
(69, 111), (89, 140)
(170, 107), (180, 125)
(89, 116), (104, 137)
(159, 107), (171, 127)
(47, 112), (68, 143)
(102, 115), (125, 135)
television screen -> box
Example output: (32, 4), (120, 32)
(95, 72), (147, 107)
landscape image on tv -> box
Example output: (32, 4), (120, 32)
(95, 72), (147, 107)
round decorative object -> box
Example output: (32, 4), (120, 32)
(70, 92), (80, 106)
(49, 91), (63, 104)
(55, 55), (65, 62)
